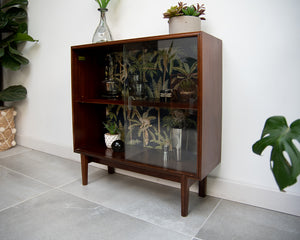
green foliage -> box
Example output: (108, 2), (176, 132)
(0, 85), (26, 101)
(163, 2), (206, 20)
(103, 121), (119, 135)
(163, 110), (196, 129)
(103, 105), (120, 135)
(95, 0), (111, 9)
(252, 116), (300, 191)
(0, 0), (37, 71)
(0, 0), (37, 102)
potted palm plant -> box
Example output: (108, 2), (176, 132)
(163, 2), (206, 34)
(0, 0), (36, 151)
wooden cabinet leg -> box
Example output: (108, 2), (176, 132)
(181, 176), (189, 217)
(81, 154), (89, 185)
(108, 166), (115, 174)
(199, 177), (207, 197)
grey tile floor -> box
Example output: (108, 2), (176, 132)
(0, 146), (299, 240)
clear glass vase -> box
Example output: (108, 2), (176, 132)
(92, 8), (112, 43)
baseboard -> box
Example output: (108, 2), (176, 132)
(16, 135), (80, 162)
(17, 135), (300, 217)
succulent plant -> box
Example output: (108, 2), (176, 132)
(163, 2), (206, 20)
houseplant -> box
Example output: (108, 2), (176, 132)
(163, 109), (196, 160)
(163, 2), (206, 34)
(0, 0), (36, 151)
(103, 109), (121, 149)
(92, 0), (112, 42)
(252, 116), (300, 191)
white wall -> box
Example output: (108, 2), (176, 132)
(4, 0), (300, 215)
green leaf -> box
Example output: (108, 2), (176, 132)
(10, 52), (29, 65)
(5, 7), (27, 20)
(17, 22), (27, 33)
(0, 51), (21, 70)
(12, 32), (36, 42)
(8, 44), (22, 55)
(0, 0), (28, 9)
(0, 85), (27, 101)
(252, 116), (300, 191)
(0, 48), (4, 57)
(0, 12), (8, 29)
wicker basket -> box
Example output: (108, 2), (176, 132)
(0, 107), (17, 151)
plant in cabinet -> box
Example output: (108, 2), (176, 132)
(103, 120), (120, 148)
(252, 116), (300, 191)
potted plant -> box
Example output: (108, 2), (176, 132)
(163, 110), (196, 160)
(0, 0), (37, 151)
(103, 120), (120, 148)
(163, 2), (206, 34)
(252, 116), (300, 191)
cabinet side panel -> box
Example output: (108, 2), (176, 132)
(72, 103), (106, 150)
(199, 33), (222, 179)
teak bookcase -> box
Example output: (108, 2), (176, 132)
(71, 31), (222, 216)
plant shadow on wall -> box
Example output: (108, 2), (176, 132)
(252, 116), (300, 191)
(0, 0), (37, 151)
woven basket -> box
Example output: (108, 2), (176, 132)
(0, 108), (17, 151)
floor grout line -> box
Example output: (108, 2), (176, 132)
(0, 165), (53, 188)
(57, 187), (194, 238)
(197, 198), (222, 232)
(0, 188), (54, 213)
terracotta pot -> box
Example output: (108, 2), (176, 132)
(169, 16), (201, 34)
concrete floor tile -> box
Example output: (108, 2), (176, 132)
(0, 189), (190, 240)
(195, 199), (300, 240)
(62, 172), (220, 237)
(0, 150), (98, 187)
(0, 146), (32, 159)
(0, 166), (51, 211)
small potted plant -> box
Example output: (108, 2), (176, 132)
(103, 120), (120, 148)
(163, 2), (206, 34)
(163, 110), (196, 160)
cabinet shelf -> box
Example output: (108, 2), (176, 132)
(71, 31), (222, 216)
(74, 144), (197, 177)
(75, 98), (197, 110)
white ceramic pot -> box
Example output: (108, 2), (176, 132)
(104, 133), (121, 148)
(169, 16), (201, 34)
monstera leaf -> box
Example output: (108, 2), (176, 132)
(252, 116), (300, 191)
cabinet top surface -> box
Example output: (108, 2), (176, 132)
(71, 31), (212, 50)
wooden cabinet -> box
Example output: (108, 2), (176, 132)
(71, 31), (222, 216)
